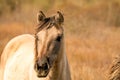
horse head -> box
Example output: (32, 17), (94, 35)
(34, 11), (64, 78)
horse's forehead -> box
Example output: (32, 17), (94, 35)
(37, 26), (62, 38)
(37, 31), (46, 39)
(48, 26), (60, 35)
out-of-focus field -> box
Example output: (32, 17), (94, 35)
(1, 0), (120, 80)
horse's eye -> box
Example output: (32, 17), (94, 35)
(56, 36), (61, 42)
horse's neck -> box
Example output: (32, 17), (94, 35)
(49, 48), (71, 80)
(49, 54), (64, 80)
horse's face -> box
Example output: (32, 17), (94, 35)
(34, 11), (64, 78)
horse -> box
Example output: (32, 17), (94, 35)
(0, 11), (71, 80)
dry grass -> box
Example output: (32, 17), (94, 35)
(65, 25), (120, 80)
(109, 55), (120, 80)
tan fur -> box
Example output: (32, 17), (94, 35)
(0, 12), (71, 80)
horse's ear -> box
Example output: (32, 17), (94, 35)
(37, 11), (46, 23)
(55, 11), (64, 24)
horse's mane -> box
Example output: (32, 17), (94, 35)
(36, 17), (51, 33)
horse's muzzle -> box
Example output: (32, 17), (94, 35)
(34, 60), (50, 77)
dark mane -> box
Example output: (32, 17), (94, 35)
(36, 17), (51, 33)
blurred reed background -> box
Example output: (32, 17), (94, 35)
(1, 0), (120, 80)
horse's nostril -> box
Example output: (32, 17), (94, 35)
(43, 63), (48, 70)
(37, 63), (42, 70)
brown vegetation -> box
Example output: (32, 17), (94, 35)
(109, 55), (120, 80)
(1, 0), (120, 80)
